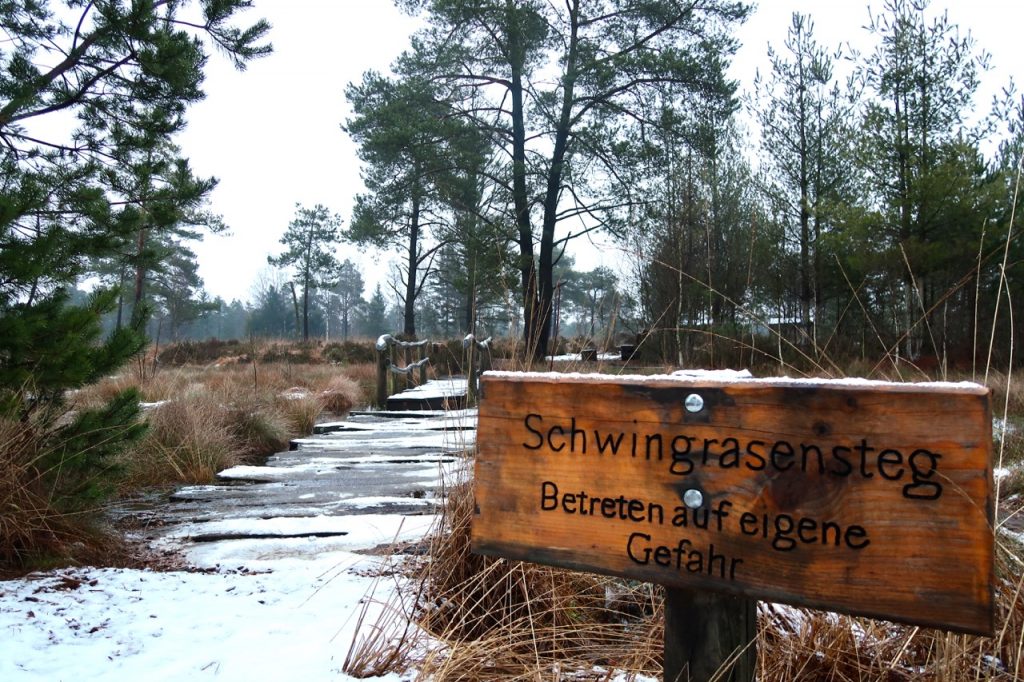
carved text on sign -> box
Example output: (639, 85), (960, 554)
(472, 373), (994, 635)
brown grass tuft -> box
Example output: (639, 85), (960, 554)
(0, 417), (129, 571)
(341, 362), (378, 408)
(0, 417), (55, 566)
(345, 469), (662, 679)
(125, 395), (242, 485)
(224, 404), (291, 462)
(276, 392), (324, 436)
(320, 374), (361, 415)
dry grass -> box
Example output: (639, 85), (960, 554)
(0, 415), (138, 570)
(341, 361), (379, 408)
(757, 562), (1024, 680)
(321, 374), (362, 414)
(276, 392), (325, 435)
(125, 393), (242, 485)
(341, 350), (1024, 681)
(0, 417), (58, 566)
(224, 403), (291, 461)
(347, 471), (1024, 681)
(345, 471), (662, 680)
(72, 360), (370, 488)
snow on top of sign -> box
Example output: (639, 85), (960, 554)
(673, 368), (753, 379)
(482, 369), (986, 391)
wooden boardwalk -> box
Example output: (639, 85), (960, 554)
(386, 377), (469, 411)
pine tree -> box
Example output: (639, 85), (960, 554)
(359, 284), (392, 339)
(0, 0), (269, 561)
(400, 0), (750, 359)
(345, 70), (485, 337)
(753, 14), (857, 344)
(267, 204), (343, 342)
(330, 260), (365, 341)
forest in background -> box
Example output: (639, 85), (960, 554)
(38, 0), (1018, 377)
(2, 0), (1023, 527)
(4, 4), (1024, 676)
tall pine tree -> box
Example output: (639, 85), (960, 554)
(399, 0), (750, 360)
(267, 204), (343, 342)
(0, 0), (269, 560)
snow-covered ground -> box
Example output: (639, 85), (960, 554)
(547, 352), (622, 362)
(0, 514), (432, 681)
(0, 408), (473, 681)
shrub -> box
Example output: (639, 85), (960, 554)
(259, 342), (316, 364)
(320, 374), (361, 415)
(125, 395), (242, 486)
(276, 392), (324, 436)
(323, 339), (376, 364)
(225, 406), (290, 462)
(156, 339), (249, 366)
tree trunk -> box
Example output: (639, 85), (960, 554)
(289, 281), (301, 340)
(508, 12), (538, 362)
(464, 249), (477, 334)
(536, 0), (580, 361)
(116, 264), (127, 330)
(404, 191), (420, 337)
(134, 226), (148, 307)
(301, 274), (310, 342)
(798, 75), (812, 340)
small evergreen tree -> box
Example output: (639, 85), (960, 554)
(330, 260), (365, 340)
(0, 0), (269, 563)
(358, 284), (392, 339)
(267, 204), (343, 342)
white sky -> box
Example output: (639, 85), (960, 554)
(179, 0), (1021, 305)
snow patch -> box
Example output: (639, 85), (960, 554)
(483, 369), (987, 392)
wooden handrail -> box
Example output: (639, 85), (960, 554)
(463, 333), (493, 405)
(375, 334), (430, 351)
(375, 334), (430, 407)
(388, 356), (430, 375)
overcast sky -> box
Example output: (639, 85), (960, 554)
(178, 0), (1021, 305)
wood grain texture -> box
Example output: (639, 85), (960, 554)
(472, 373), (994, 635)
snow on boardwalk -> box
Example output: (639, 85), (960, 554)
(0, 407), (477, 681)
(385, 377), (468, 410)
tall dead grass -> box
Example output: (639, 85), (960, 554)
(0, 412), (144, 570)
(125, 394), (242, 485)
(347, 454), (1024, 682)
(346, 470), (662, 680)
(0, 417), (58, 566)
(757, 560), (1024, 680)
(74, 361), (368, 488)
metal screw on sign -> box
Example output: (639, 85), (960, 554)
(684, 393), (704, 413)
(683, 489), (704, 509)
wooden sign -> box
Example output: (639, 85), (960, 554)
(472, 372), (994, 636)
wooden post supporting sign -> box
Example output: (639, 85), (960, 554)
(472, 372), (994, 679)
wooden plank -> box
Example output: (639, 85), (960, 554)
(472, 372), (994, 635)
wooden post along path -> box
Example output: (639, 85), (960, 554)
(471, 372), (994, 680)
(463, 334), (492, 406)
(374, 334), (431, 408)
